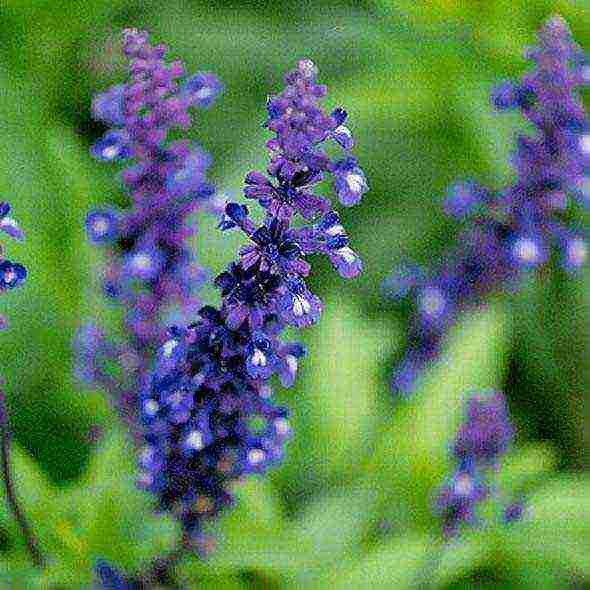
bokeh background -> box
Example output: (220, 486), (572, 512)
(0, 0), (588, 587)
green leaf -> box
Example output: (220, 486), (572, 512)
(434, 532), (492, 588)
(0, 444), (62, 560)
(282, 297), (396, 489)
(499, 475), (590, 579)
(204, 483), (375, 581)
(317, 534), (432, 590)
(496, 443), (557, 496)
(56, 427), (177, 573)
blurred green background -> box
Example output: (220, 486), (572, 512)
(0, 0), (588, 587)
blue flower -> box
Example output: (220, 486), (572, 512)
(137, 58), (366, 543)
(332, 156), (369, 207)
(90, 130), (131, 162)
(75, 27), (221, 432)
(182, 72), (224, 108)
(0, 260), (26, 290)
(85, 209), (119, 244)
(0, 202), (24, 241)
(435, 390), (514, 537)
(93, 560), (136, 589)
(91, 84), (125, 126)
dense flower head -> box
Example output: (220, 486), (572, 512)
(0, 202), (26, 329)
(75, 29), (221, 424)
(385, 17), (588, 395)
(435, 390), (515, 537)
(138, 59), (366, 544)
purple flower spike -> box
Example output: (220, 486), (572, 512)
(435, 390), (514, 537)
(75, 29), (221, 434)
(138, 59), (367, 544)
(384, 17), (589, 395)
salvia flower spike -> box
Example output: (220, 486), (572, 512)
(384, 17), (589, 395)
(74, 28), (222, 427)
(434, 390), (516, 537)
(137, 58), (367, 550)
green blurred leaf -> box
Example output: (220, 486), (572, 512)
(283, 297), (396, 489)
(0, 444), (60, 560)
(501, 475), (590, 578)
(434, 532), (492, 588)
(55, 427), (177, 576)
(496, 443), (556, 496)
(315, 534), (431, 589)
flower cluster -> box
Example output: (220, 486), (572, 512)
(74, 29), (222, 426)
(0, 202), (26, 329)
(137, 59), (367, 546)
(93, 560), (137, 590)
(434, 390), (514, 537)
(384, 17), (588, 394)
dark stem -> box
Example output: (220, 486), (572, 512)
(0, 389), (45, 568)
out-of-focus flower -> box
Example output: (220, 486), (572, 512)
(385, 17), (589, 395)
(434, 390), (517, 537)
(74, 28), (221, 429)
(93, 560), (137, 590)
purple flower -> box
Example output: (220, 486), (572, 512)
(138, 59), (367, 544)
(182, 72), (224, 108)
(0, 202), (24, 241)
(435, 390), (514, 537)
(434, 466), (489, 537)
(90, 130), (131, 162)
(0, 202), (26, 329)
(75, 29), (221, 432)
(385, 17), (588, 395)
(92, 84), (125, 126)
(332, 156), (369, 207)
(452, 391), (513, 467)
(503, 501), (524, 523)
(86, 208), (120, 244)
(443, 181), (491, 219)
(93, 560), (136, 589)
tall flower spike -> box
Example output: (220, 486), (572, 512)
(74, 29), (222, 429)
(434, 390), (516, 538)
(138, 59), (367, 549)
(384, 16), (588, 395)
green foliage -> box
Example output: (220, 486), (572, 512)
(0, 0), (587, 588)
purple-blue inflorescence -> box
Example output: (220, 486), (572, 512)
(74, 29), (222, 427)
(384, 17), (589, 395)
(137, 58), (367, 548)
(434, 390), (514, 537)
(93, 560), (137, 590)
(0, 202), (26, 330)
